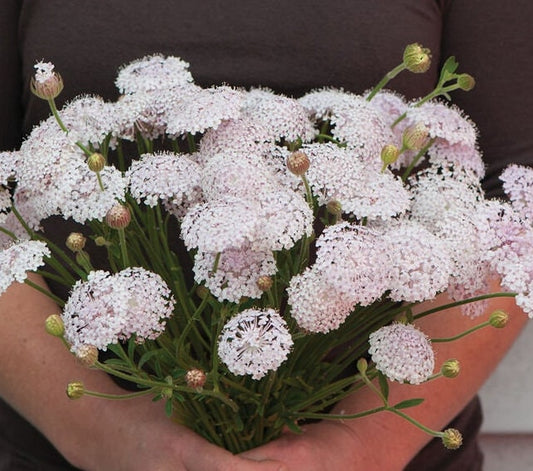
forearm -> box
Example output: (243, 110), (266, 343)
(329, 280), (527, 470)
(0, 274), (287, 471)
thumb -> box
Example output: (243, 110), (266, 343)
(236, 458), (289, 471)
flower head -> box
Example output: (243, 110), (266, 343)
(0, 241), (50, 296)
(62, 268), (175, 353)
(368, 323), (435, 384)
(218, 308), (293, 380)
(31, 61), (64, 99)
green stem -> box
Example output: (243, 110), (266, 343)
(388, 407), (442, 438)
(24, 278), (65, 307)
(431, 321), (490, 343)
(47, 98), (91, 156)
(401, 138), (436, 181)
(117, 228), (130, 267)
(83, 388), (154, 400)
(413, 292), (516, 320)
(366, 63), (407, 101)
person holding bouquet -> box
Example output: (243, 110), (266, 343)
(0, 1), (532, 470)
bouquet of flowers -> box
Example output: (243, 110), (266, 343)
(1, 43), (532, 453)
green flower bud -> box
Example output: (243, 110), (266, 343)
(381, 144), (400, 166)
(457, 74), (476, 91)
(87, 153), (106, 172)
(441, 359), (460, 378)
(66, 381), (85, 400)
(94, 236), (110, 247)
(45, 314), (65, 337)
(489, 310), (509, 328)
(403, 43), (432, 73)
(441, 428), (463, 450)
(356, 357), (368, 374)
(402, 123), (430, 151)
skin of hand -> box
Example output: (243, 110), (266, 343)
(0, 275), (286, 471)
(241, 279), (527, 471)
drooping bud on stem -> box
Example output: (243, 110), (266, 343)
(381, 144), (401, 170)
(66, 381), (85, 400)
(403, 43), (432, 73)
(287, 150), (310, 176)
(45, 314), (65, 337)
(457, 73), (476, 91)
(441, 428), (463, 450)
(489, 310), (509, 328)
(441, 359), (460, 378)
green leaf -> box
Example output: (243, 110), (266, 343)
(164, 399), (173, 417)
(438, 56), (459, 86)
(377, 371), (389, 400)
(233, 414), (244, 432)
(137, 349), (161, 369)
(393, 398), (424, 409)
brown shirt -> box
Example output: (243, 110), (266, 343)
(1, 0), (532, 469)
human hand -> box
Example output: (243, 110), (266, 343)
(240, 420), (370, 471)
(64, 394), (288, 471)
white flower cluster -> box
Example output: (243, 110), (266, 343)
(369, 323), (435, 384)
(62, 267), (175, 353)
(218, 308), (293, 379)
(0, 241), (50, 295)
(2, 54), (533, 384)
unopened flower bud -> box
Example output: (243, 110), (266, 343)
(489, 310), (509, 328)
(30, 62), (64, 100)
(403, 43), (432, 73)
(87, 153), (106, 172)
(66, 232), (86, 252)
(75, 345), (99, 367)
(66, 381), (85, 400)
(185, 369), (207, 390)
(287, 150), (310, 176)
(441, 428), (463, 450)
(381, 144), (400, 166)
(457, 74), (476, 91)
(45, 314), (64, 337)
(105, 204), (131, 229)
(196, 285), (210, 299)
(356, 357), (368, 374)
(326, 199), (342, 216)
(441, 359), (460, 378)
(402, 123), (430, 151)
(94, 236), (110, 247)
(256, 275), (273, 292)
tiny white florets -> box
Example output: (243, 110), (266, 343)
(218, 308), (293, 379)
(368, 323), (434, 384)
